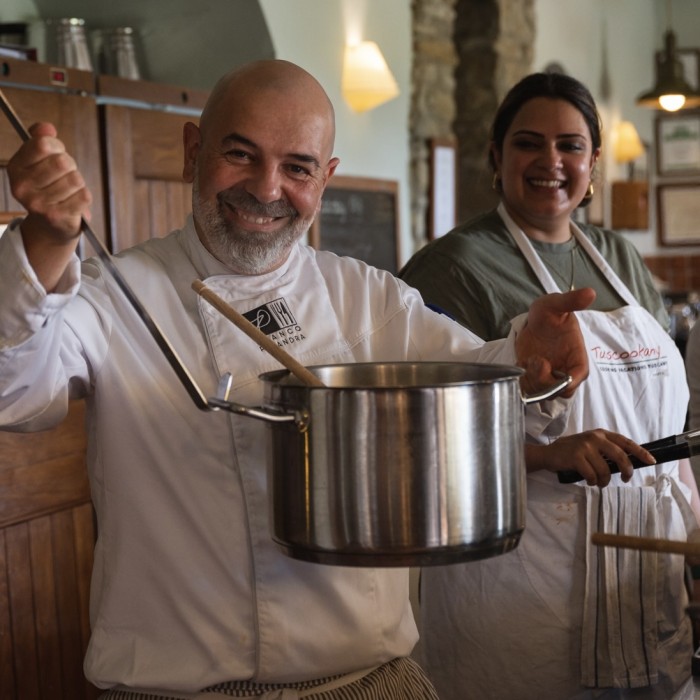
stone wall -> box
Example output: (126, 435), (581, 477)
(410, 0), (458, 252)
(410, 0), (535, 252)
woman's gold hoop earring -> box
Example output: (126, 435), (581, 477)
(492, 173), (502, 192)
(583, 182), (594, 201)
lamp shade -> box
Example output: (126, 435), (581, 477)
(637, 30), (700, 111)
(342, 41), (400, 112)
(613, 121), (645, 164)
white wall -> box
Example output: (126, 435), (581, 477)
(259, 0), (412, 264)
(0, 0), (34, 20)
(535, 0), (700, 257)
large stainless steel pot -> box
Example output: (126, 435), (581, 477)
(256, 361), (568, 567)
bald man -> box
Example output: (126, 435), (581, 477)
(1, 60), (593, 698)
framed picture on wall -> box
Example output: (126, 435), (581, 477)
(655, 110), (700, 176)
(656, 183), (700, 246)
(429, 138), (457, 239)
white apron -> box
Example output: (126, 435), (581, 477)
(418, 215), (695, 700)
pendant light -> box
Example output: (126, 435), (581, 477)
(637, 0), (700, 111)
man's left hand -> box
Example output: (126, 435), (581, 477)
(517, 288), (596, 399)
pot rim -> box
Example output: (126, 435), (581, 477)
(259, 360), (526, 390)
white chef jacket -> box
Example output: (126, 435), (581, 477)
(0, 217), (554, 692)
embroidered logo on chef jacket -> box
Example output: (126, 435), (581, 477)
(243, 298), (307, 346)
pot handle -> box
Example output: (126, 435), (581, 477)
(207, 396), (309, 429)
(205, 372), (309, 430)
(521, 371), (572, 405)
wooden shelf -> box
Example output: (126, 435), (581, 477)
(97, 73), (208, 111)
(0, 56), (208, 112)
(0, 55), (94, 94)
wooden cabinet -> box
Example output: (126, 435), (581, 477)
(0, 60), (207, 251)
(0, 59), (208, 699)
(97, 74), (207, 251)
(0, 403), (97, 700)
(0, 58), (103, 700)
(0, 57), (107, 252)
(611, 181), (649, 230)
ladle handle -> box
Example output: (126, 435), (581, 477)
(192, 280), (325, 388)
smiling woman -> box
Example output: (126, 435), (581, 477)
(399, 71), (700, 700)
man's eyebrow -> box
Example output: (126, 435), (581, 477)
(222, 132), (257, 149)
(221, 132), (321, 168)
(289, 153), (321, 168)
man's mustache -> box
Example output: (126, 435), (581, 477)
(218, 191), (297, 219)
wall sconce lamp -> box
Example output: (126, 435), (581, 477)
(342, 41), (399, 113)
(611, 120), (648, 230)
(613, 121), (645, 180)
(637, 0), (700, 111)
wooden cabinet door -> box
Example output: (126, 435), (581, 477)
(0, 67), (101, 699)
(0, 401), (99, 700)
(101, 104), (199, 252)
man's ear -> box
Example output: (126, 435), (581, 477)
(323, 157), (340, 186)
(182, 122), (201, 183)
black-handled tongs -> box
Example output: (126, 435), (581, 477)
(557, 428), (700, 484)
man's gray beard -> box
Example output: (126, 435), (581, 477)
(193, 182), (311, 275)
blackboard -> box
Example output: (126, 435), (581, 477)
(310, 176), (400, 273)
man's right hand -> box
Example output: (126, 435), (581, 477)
(7, 122), (92, 291)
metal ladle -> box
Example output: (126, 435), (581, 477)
(0, 88), (321, 413)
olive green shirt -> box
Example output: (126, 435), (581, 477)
(399, 209), (669, 342)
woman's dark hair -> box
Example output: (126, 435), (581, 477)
(488, 72), (602, 173)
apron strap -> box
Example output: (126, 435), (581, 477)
(496, 202), (640, 307)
